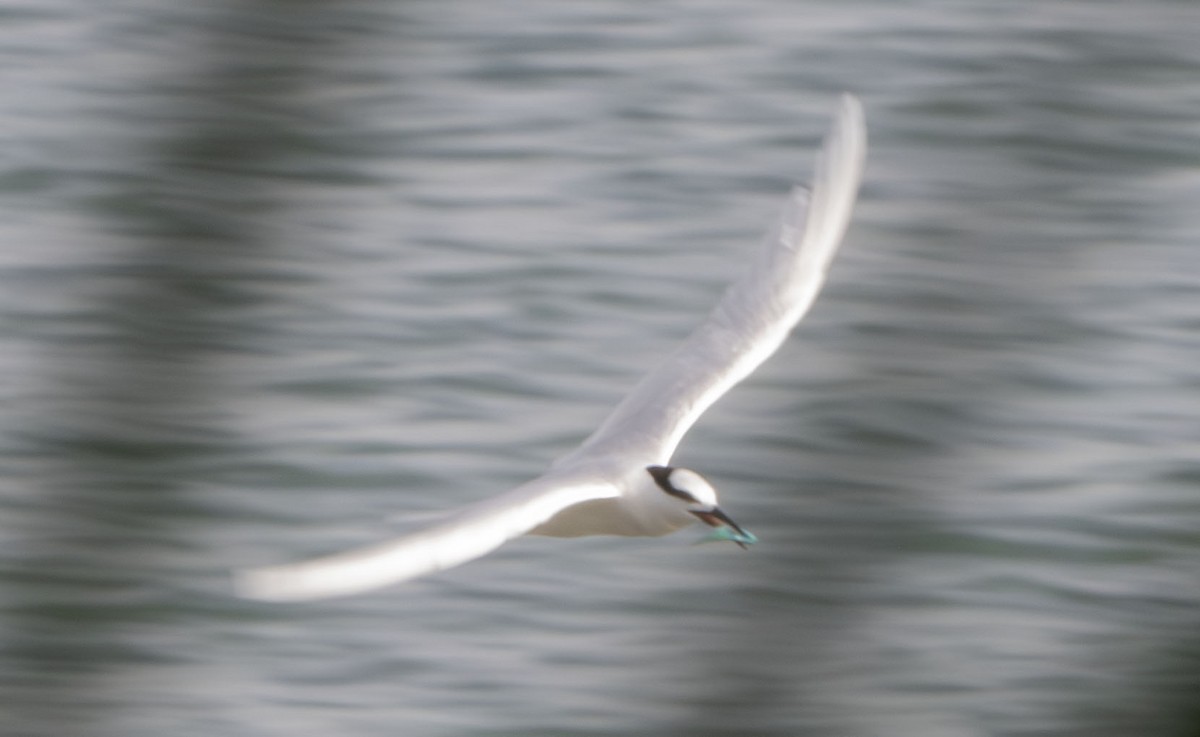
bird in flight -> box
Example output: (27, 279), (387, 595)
(235, 94), (866, 601)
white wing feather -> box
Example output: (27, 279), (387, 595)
(234, 478), (618, 601)
(565, 94), (866, 466)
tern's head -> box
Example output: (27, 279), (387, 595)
(646, 465), (754, 548)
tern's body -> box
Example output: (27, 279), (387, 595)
(236, 94), (866, 601)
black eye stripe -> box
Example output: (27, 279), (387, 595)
(666, 487), (699, 503)
(647, 465), (699, 503)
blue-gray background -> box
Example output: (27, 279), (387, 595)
(3, 1), (1198, 735)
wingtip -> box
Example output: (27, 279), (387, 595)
(798, 92), (866, 256)
(232, 562), (349, 603)
(830, 92), (867, 161)
(835, 93), (867, 155)
(231, 566), (296, 602)
(838, 92), (863, 117)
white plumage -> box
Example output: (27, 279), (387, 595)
(235, 94), (866, 601)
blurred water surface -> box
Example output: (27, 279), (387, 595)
(2, 1), (1199, 736)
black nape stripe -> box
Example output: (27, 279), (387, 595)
(646, 465), (698, 503)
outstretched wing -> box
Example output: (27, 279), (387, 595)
(234, 478), (619, 601)
(565, 94), (866, 467)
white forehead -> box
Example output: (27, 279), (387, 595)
(668, 467), (717, 504)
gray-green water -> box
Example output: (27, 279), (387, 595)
(3, 2), (1199, 736)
